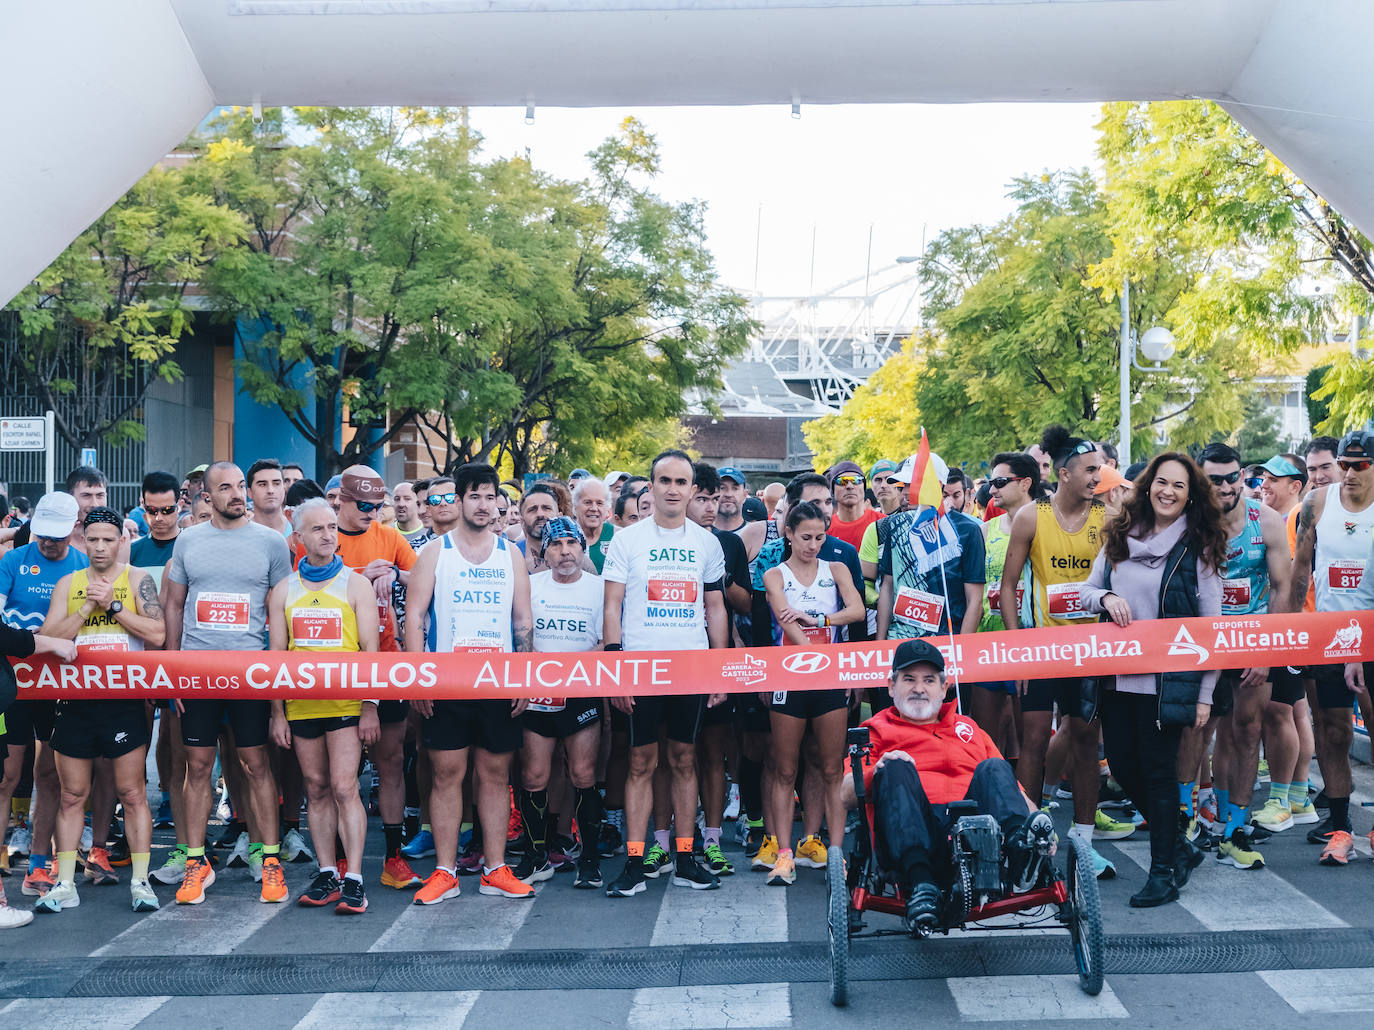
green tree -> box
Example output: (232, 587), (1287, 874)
(3, 165), (247, 449)
(803, 335), (924, 468)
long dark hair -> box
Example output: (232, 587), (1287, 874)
(781, 500), (827, 562)
(1102, 451), (1227, 572)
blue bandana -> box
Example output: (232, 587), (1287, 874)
(298, 554), (344, 583)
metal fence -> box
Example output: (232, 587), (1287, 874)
(0, 312), (147, 513)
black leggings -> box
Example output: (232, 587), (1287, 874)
(1099, 688), (1181, 869)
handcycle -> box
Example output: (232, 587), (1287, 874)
(826, 726), (1104, 1006)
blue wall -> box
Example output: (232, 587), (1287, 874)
(233, 316), (332, 478)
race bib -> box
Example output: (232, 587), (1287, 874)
(77, 633), (129, 654)
(195, 592), (250, 631)
(291, 610), (343, 648)
(526, 697), (567, 713)
(986, 581), (1025, 612)
(894, 587), (945, 632)
(1327, 560), (1364, 592)
(1046, 581), (1090, 620)
(1222, 578), (1252, 609)
(800, 623), (833, 645)
(648, 578), (699, 603)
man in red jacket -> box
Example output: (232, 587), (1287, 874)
(843, 638), (1054, 934)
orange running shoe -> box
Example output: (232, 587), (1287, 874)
(176, 858), (216, 904)
(508, 787), (523, 844)
(21, 867), (55, 896)
(84, 847), (119, 886)
(260, 856), (287, 903)
(1319, 830), (1356, 866)
(479, 864), (535, 899)
(413, 868), (461, 906)
(381, 855), (422, 889)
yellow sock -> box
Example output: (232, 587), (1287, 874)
(132, 852), (151, 882)
(57, 850), (78, 884)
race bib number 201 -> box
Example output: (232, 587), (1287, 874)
(648, 578), (698, 603)
(195, 592), (250, 631)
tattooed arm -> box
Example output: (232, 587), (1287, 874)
(120, 568), (168, 647)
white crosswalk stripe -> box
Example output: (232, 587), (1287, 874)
(946, 975), (1128, 1020)
(1257, 968), (1374, 1013)
(628, 983), (792, 1029)
(294, 991), (481, 1029)
(650, 876), (788, 946)
(368, 890), (538, 952)
(90, 887), (291, 957)
(0, 997), (171, 1030)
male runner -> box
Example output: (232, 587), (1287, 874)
(0, 492), (87, 898)
(164, 462), (293, 904)
(281, 463), (305, 488)
(392, 482), (429, 549)
(35, 507), (165, 914)
(516, 516), (606, 888)
(248, 458), (292, 537)
(1183, 444), (1289, 870)
(1000, 426), (1121, 878)
(405, 462), (535, 904)
(516, 483), (561, 575)
(826, 461), (879, 550)
(603, 450), (728, 896)
(869, 459), (903, 516)
(573, 477), (615, 573)
(1296, 430), (1374, 865)
(269, 497), (380, 914)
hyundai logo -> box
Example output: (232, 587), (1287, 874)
(782, 652), (831, 674)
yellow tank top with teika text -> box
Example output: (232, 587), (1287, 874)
(1027, 498), (1106, 627)
(68, 568), (142, 653)
(283, 567), (362, 721)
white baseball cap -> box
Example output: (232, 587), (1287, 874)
(892, 451), (950, 487)
(29, 491), (80, 538)
(603, 470), (630, 488)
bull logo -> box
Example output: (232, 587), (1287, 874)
(1326, 619), (1363, 654)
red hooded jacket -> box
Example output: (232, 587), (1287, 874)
(851, 701), (1002, 804)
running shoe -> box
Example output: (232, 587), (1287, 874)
(248, 845), (264, 883)
(1197, 796), (1221, 831)
(573, 854), (603, 889)
(904, 882), (941, 937)
(1253, 798), (1294, 833)
(214, 821), (246, 849)
(597, 823), (624, 859)
(1217, 829), (1265, 869)
(1319, 830), (1356, 866)
(1256, 758), (1270, 782)
(84, 847), (119, 886)
(336, 877), (368, 914)
(1307, 817), (1341, 845)
(225, 831), (251, 868)
(281, 828), (314, 864)
(1054, 780), (1073, 800)
(456, 836), (484, 876)
(106, 836), (131, 867)
(642, 843), (673, 879)
(605, 857), (647, 897)
(175, 858), (215, 905)
(298, 870), (342, 907)
(1081, 840), (1116, 880)
(479, 864), (536, 898)
(703, 844), (734, 876)
(22, 868), (55, 897)
(401, 828), (436, 860)
(671, 853), (719, 890)
(33, 879), (78, 913)
(260, 856), (287, 903)
(79, 825), (93, 852)
(1093, 809), (1136, 840)
(130, 879), (159, 912)
(0, 897), (33, 929)
(744, 823), (766, 858)
(6, 825), (31, 859)
(767, 853), (796, 887)
(723, 782), (741, 822)
(1096, 777), (1132, 809)
(153, 801), (174, 829)
(1185, 818), (1221, 851)
(751, 835), (778, 871)
(507, 791), (523, 845)
(380, 855), (422, 889)
(1289, 799), (1320, 825)
(0, 848), (9, 877)
(795, 834), (828, 868)
(512, 852), (555, 884)
(413, 868), (461, 905)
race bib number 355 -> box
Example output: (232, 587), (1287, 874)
(195, 592), (250, 631)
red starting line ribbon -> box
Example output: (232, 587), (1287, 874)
(10, 611), (1372, 701)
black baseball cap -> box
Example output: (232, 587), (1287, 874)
(1338, 430), (1374, 459)
(742, 497), (767, 522)
(892, 638), (945, 674)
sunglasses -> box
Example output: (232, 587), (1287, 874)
(1206, 471), (1242, 486)
(988, 476), (1028, 489)
(426, 492), (458, 506)
(353, 500), (384, 513)
(146, 505), (179, 516)
(1071, 441), (1097, 457)
(1244, 477), (1264, 489)
(833, 474), (864, 486)
(1340, 459), (1373, 472)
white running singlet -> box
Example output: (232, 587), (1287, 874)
(775, 561), (840, 646)
(427, 532), (515, 653)
(1314, 483), (1374, 612)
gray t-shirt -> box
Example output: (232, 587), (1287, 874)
(167, 521), (292, 651)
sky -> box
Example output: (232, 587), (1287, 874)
(467, 102), (1103, 299)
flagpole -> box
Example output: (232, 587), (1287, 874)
(932, 507), (962, 715)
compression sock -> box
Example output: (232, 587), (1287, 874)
(1268, 782), (1291, 806)
(160, 790), (170, 808)
(383, 823), (403, 858)
(1179, 781), (1197, 818)
(1329, 796), (1352, 831)
(131, 852), (150, 882)
(573, 787), (604, 850)
(739, 755), (764, 822)
(518, 788), (549, 855)
(56, 850), (77, 884)
(654, 829), (671, 853)
(704, 826), (721, 848)
(28, 853), (49, 873)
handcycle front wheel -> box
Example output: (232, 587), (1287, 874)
(826, 844), (850, 1007)
(1065, 836), (1105, 996)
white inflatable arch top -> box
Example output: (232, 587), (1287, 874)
(3, 0), (1371, 305)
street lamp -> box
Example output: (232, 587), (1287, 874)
(1118, 277), (1176, 468)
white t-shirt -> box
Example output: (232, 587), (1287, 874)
(602, 516), (726, 652)
(531, 569), (603, 653)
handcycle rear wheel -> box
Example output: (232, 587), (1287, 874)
(826, 844), (849, 1007)
(1065, 836), (1104, 996)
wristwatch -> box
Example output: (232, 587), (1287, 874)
(107, 600), (123, 615)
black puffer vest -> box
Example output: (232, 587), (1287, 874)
(1080, 535), (1204, 727)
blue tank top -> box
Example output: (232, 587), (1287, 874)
(1221, 498), (1268, 615)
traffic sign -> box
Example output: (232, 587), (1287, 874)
(0, 417), (46, 451)
(80, 447), (97, 468)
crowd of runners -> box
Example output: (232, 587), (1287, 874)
(0, 424), (1370, 927)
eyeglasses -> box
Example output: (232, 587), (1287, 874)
(146, 505), (178, 516)
(1206, 471), (1242, 486)
(426, 493), (458, 506)
(833, 474), (864, 487)
(353, 500), (384, 513)
(1244, 477), (1264, 489)
(1340, 459), (1373, 472)
(988, 476), (1028, 489)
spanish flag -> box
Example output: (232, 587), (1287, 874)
(907, 428), (945, 512)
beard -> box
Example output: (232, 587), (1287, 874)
(894, 693), (942, 722)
